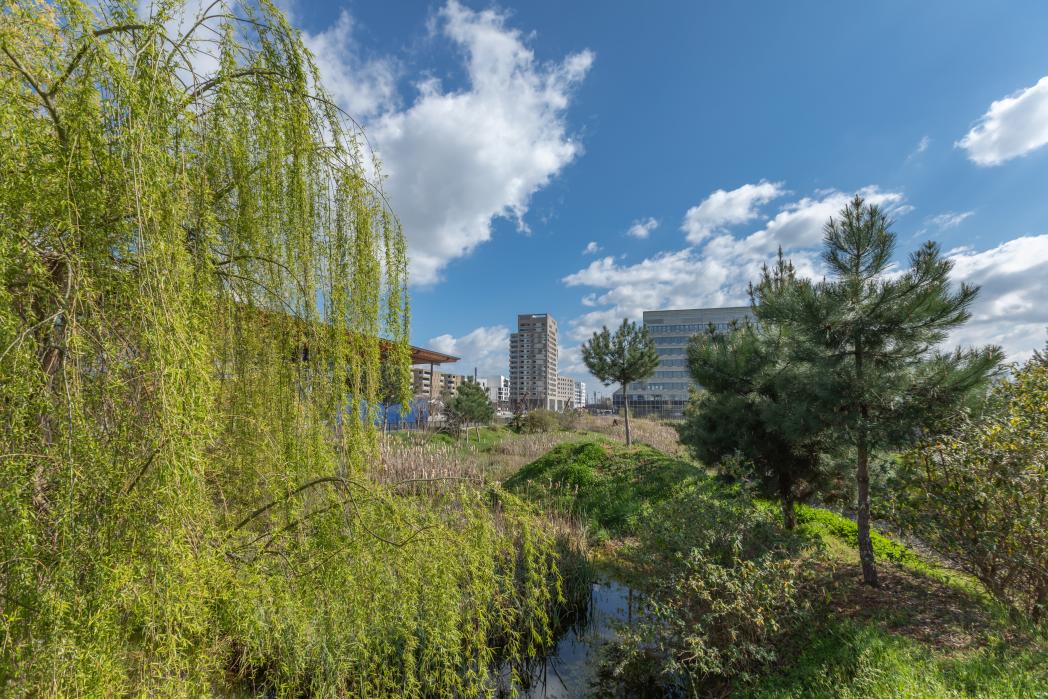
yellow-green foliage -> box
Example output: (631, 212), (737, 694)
(896, 358), (1048, 619)
(0, 1), (556, 695)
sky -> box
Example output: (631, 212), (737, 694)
(283, 0), (1048, 395)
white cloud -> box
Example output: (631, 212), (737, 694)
(563, 185), (906, 341)
(301, 10), (399, 120)
(323, 1), (592, 285)
(907, 135), (931, 161)
(426, 325), (510, 377)
(946, 235), (1048, 361)
(929, 211), (975, 230)
(627, 217), (659, 239)
(681, 180), (785, 243)
(957, 76), (1048, 166)
(583, 241), (601, 255)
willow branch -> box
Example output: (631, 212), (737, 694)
(1, 44), (65, 144)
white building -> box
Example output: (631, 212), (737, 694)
(573, 380), (587, 407)
(485, 375), (511, 405)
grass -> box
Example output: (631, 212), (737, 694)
(498, 432), (1046, 697)
(744, 618), (1045, 698)
(503, 440), (701, 540)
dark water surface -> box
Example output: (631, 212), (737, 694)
(510, 577), (640, 698)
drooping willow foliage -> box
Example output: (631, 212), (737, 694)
(0, 1), (557, 695)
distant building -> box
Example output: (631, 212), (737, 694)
(485, 375), (511, 406)
(510, 313), (560, 410)
(557, 375), (576, 409)
(614, 306), (755, 418)
(573, 380), (587, 408)
(411, 368), (472, 398)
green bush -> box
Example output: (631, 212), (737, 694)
(894, 357), (1047, 619)
(606, 484), (809, 694)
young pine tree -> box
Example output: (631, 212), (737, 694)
(759, 196), (1002, 586)
(582, 319), (660, 446)
(445, 380), (495, 442)
(682, 254), (836, 528)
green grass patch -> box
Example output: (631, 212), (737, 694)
(744, 618), (1046, 698)
(504, 440), (702, 539)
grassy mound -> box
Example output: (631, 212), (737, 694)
(503, 440), (701, 539)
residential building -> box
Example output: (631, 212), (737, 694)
(509, 313), (560, 410)
(411, 368), (472, 398)
(557, 375), (576, 409)
(614, 306), (755, 418)
(573, 380), (587, 408)
(485, 375), (511, 406)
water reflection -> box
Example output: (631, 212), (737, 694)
(510, 578), (639, 698)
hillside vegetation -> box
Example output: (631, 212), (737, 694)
(508, 438), (1046, 697)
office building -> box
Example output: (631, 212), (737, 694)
(614, 306), (755, 418)
(485, 375), (511, 406)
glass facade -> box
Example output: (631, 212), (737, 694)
(614, 306), (755, 419)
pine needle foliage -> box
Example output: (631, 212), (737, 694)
(581, 319), (659, 446)
(0, 1), (557, 695)
(757, 196), (1002, 587)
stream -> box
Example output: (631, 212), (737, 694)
(503, 577), (641, 698)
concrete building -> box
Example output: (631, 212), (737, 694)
(573, 380), (587, 408)
(557, 375), (577, 409)
(411, 368), (472, 398)
(614, 306), (755, 418)
(509, 313), (560, 410)
(485, 375), (511, 406)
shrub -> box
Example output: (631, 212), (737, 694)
(607, 483), (808, 693)
(894, 358), (1047, 620)
(517, 408), (561, 434)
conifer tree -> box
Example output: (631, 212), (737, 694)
(759, 196), (1002, 586)
(582, 319), (660, 446)
(445, 380), (494, 442)
(682, 253), (835, 528)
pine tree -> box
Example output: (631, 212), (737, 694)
(760, 195), (1002, 586)
(682, 253), (836, 528)
(445, 380), (494, 442)
(581, 319), (660, 446)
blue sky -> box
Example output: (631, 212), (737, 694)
(283, 0), (1048, 394)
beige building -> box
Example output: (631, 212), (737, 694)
(509, 313), (559, 410)
(557, 375), (577, 410)
(411, 367), (470, 398)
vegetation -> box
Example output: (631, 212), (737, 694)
(754, 195), (1002, 586)
(581, 318), (660, 446)
(505, 440), (701, 540)
(682, 252), (836, 529)
(444, 379), (494, 441)
(895, 353), (1048, 620)
(0, 2), (558, 695)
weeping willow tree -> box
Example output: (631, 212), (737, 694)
(1, 1), (557, 695)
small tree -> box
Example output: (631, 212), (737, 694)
(445, 381), (494, 442)
(582, 319), (660, 446)
(760, 196), (1002, 586)
(895, 354), (1047, 619)
(682, 255), (836, 529)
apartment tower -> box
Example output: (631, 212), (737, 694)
(509, 313), (559, 410)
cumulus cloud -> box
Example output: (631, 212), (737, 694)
(681, 180), (785, 243)
(426, 325), (510, 377)
(946, 235), (1048, 361)
(301, 10), (399, 119)
(583, 241), (601, 255)
(957, 76), (1048, 166)
(929, 211), (975, 230)
(627, 217), (659, 239)
(318, 1), (591, 285)
(563, 184), (906, 341)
